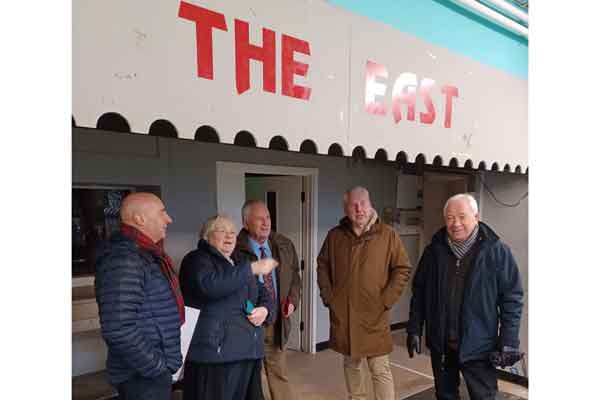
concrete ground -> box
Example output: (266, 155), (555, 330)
(274, 330), (528, 400)
(74, 331), (528, 400)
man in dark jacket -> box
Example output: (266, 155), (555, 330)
(95, 193), (184, 400)
(232, 200), (302, 400)
(407, 193), (524, 400)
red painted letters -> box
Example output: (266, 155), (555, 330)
(364, 60), (388, 116)
(419, 78), (436, 124)
(178, 2), (311, 101)
(392, 73), (417, 123)
(178, 3), (460, 120)
(281, 34), (312, 100)
(441, 85), (459, 128)
(364, 61), (459, 129)
(178, 2), (227, 80)
(234, 19), (276, 94)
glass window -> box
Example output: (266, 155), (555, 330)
(72, 187), (133, 276)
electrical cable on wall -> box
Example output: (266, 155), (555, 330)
(480, 175), (528, 208)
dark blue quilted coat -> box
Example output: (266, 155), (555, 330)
(179, 239), (274, 364)
(94, 233), (182, 385)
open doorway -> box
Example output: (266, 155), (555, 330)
(216, 162), (319, 353)
(391, 170), (475, 325)
(245, 174), (303, 352)
(421, 172), (474, 252)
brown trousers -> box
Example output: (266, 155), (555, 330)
(343, 354), (395, 400)
(261, 325), (296, 400)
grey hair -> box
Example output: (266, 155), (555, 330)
(241, 199), (266, 225)
(443, 193), (479, 217)
(343, 186), (371, 205)
(199, 214), (234, 240)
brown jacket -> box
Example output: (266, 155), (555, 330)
(317, 216), (412, 358)
(233, 229), (302, 349)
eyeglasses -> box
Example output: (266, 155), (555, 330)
(212, 229), (236, 235)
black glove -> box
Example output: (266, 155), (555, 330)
(489, 346), (524, 368)
(407, 334), (421, 358)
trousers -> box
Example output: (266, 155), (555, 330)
(342, 354), (395, 400)
(430, 349), (498, 400)
(261, 324), (296, 400)
(183, 359), (263, 400)
(117, 371), (172, 400)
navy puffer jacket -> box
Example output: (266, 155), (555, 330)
(179, 239), (274, 364)
(94, 233), (182, 385)
(407, 223), (524, 363)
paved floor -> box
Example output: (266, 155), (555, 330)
(74, 331), (528, 400)
(278, 331), (528, 400)
(403, 386), (525, 400)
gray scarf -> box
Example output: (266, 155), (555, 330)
(447, 224), (479, 260)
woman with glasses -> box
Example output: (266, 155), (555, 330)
(179, 215), (278, 400)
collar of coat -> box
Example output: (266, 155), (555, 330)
(235, 228), (280, 257)
(339, 209), (381, 238)
(196, 238), (234, 264)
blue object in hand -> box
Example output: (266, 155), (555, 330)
(244, 299), (255, 315)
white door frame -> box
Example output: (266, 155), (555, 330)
(216, 161), (319, 354)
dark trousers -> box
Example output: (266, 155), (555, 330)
(431, 349), (498, 400)
(117, 371), (172, 400)
(183, 359), (264, 400)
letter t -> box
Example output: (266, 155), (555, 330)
(178, 1), (228, 80)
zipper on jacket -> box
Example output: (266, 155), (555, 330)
(441, 259), (461, 373)
(217, 321), (223, 355)
(451, 259), (460, 306)
(438, 251), (448, 366)
(458, 236), (486, 362)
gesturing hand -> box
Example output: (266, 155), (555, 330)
(247, 306), (268, 326)
(251, 258), (278, 276)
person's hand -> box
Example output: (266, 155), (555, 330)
(251, 258), (278, 276)
(407, 334), (421, 358)
(247, 306), (268, 326)
(282, 300), (295, 318)
(489, 346), (523, 367)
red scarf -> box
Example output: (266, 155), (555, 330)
(121, 224), (185, 325)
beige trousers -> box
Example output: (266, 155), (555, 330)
(343, 354), (395, 400)
(261, 325), (296, 400)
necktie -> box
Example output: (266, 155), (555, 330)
(260, 246), (278, 322)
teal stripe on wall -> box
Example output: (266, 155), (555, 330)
(328, 0), (528, 79)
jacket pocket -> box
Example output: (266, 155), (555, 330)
(224, 318), (259, 358)
(155, 324), (166, 354)
(191, 318), (224, 355)
(328, 291), (345, 329)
